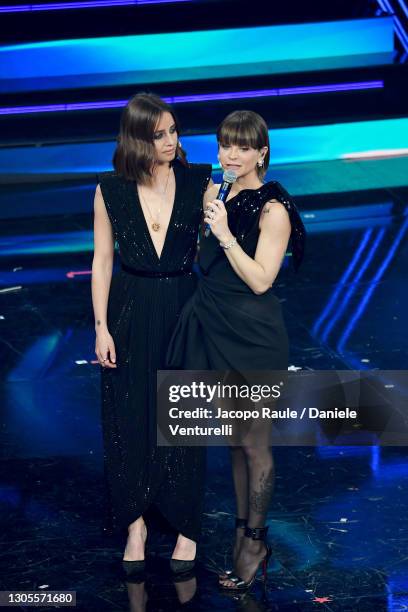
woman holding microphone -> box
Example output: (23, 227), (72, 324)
(167, 109), (305, 591)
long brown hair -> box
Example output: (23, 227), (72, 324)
(216, 110), (270, 179)
(113, 92), (187, 184)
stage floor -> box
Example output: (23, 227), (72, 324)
(1, 189), (408, 611)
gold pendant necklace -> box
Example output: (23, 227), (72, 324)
(139, 166), (171, 232)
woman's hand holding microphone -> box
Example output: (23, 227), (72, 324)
(204, 199), (235, 246)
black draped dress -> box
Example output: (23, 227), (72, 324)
(98, 159), (212, 540)
(166, 181), (305, 372)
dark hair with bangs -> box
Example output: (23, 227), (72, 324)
(113, 92), (187, 185)
(216, 110), (270, 179)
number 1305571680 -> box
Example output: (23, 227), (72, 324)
(0, 591), (76, 607)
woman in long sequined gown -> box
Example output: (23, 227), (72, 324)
(91, 93), (212, 567)
(167, 110), (305, 590)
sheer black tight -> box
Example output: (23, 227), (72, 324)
(227, 397), (275, 528)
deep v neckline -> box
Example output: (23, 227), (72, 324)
(134, 163), (179, 263)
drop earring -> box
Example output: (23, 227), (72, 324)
(257, 159), (264, 167)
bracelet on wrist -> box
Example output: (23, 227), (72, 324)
(220, 237), (237, 250)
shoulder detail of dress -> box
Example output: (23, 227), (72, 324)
(226, 180), (305, 271)
(267, 181), (306, 272)
(97, 171), (126, 200)
(186, 161), (212, 174)
(97, 171), (125, 191)
(185, 162), (213, 194)
(97, 172), (130, 241)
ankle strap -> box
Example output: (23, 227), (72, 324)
(245, 526), (269, 540)
(235, 518), (248, 529)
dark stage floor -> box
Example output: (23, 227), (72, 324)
(1, 186), (408, 611)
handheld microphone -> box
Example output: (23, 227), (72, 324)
(205, 169), (237, 237)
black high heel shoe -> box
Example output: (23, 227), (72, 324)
(219, 526), (271, 593)
(218, 517), (248, 581)
(122, 526), (147, 577)
(170, 535), (197, 575)
(122, 559), (145, 578)
(170, 558), (196, 575)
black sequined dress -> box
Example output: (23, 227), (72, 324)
(98, 160), (212, 540)
(166, 181), (305, 371)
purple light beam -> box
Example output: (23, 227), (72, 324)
(0, 0), (192, 13)
(0, 81), (384, 116)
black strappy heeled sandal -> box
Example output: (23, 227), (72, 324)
(218, 517), (248, 581)
(219, 526), (271, 593)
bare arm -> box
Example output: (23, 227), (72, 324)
(204, 197), (291, 295)
(91, 185), (117, 367)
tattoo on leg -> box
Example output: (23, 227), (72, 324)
(249, 468), (274, 515)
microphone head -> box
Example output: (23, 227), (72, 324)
(222, 169), (237, 184)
